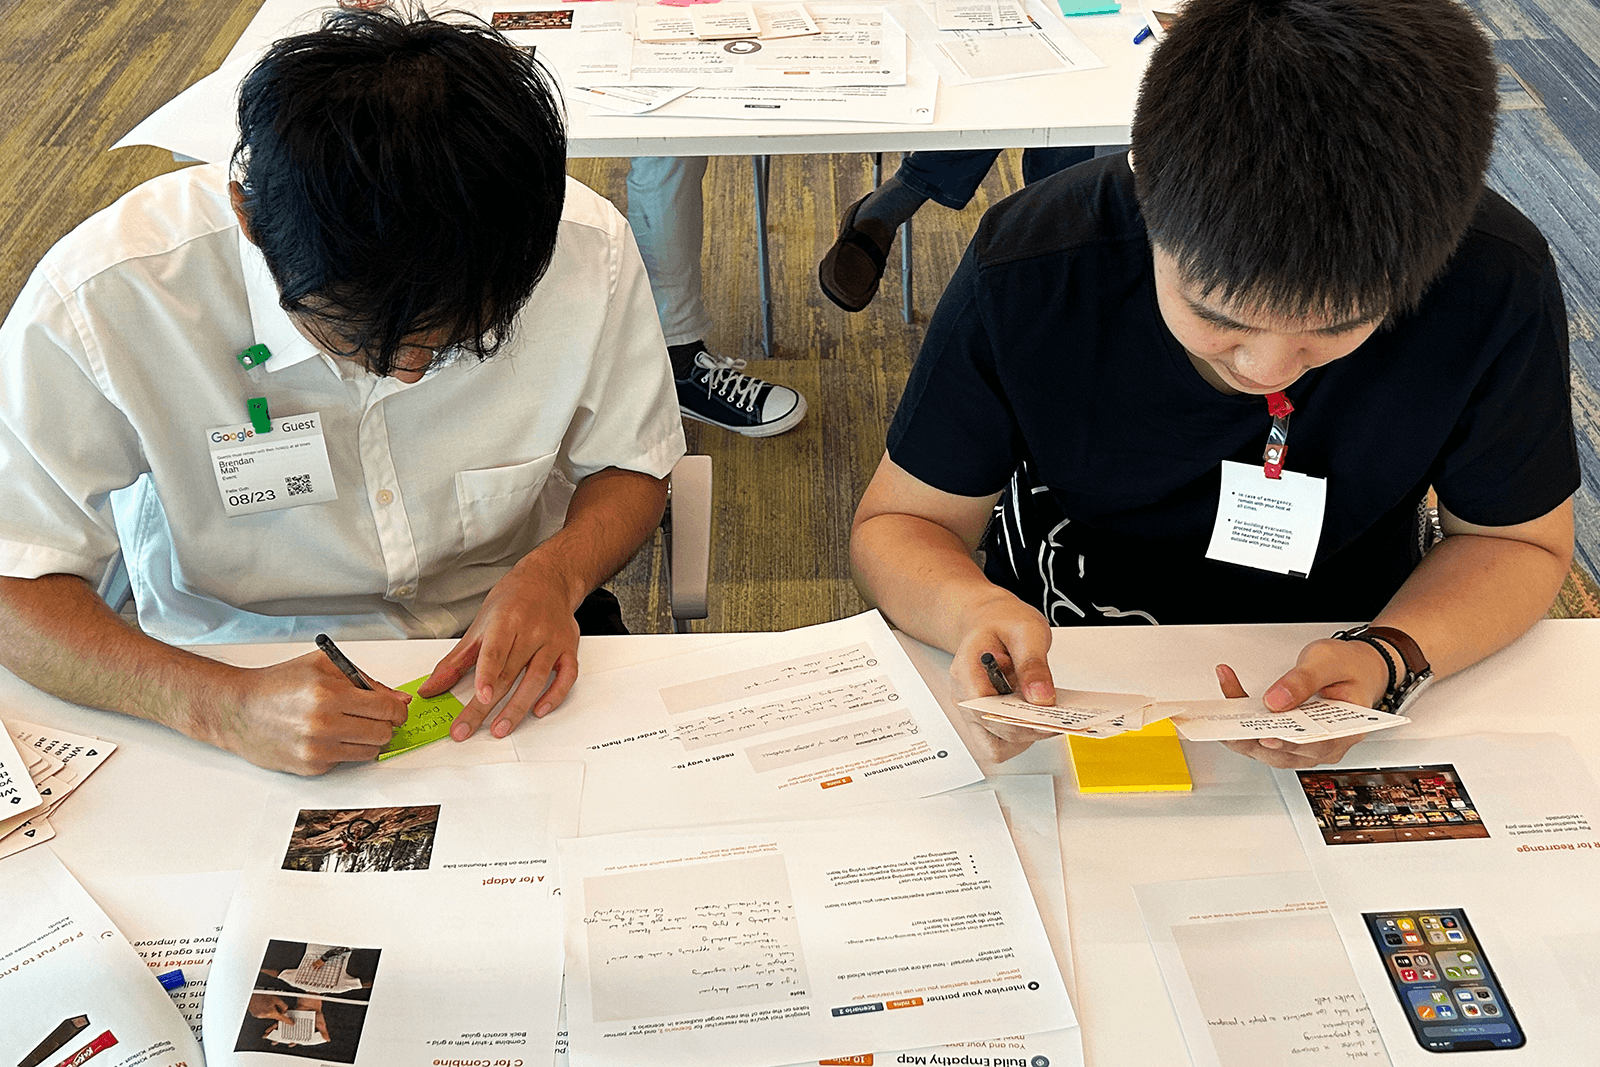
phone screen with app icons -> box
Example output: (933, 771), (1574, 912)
(1364, 909), (1526, 1052)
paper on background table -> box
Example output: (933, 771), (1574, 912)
(1, 847), (204, 1067)
(90, 870), (240, 1043)
(570, 83), (697, 113)
(1135, 871), (1390, 1066)
(1271, 735), (1600, 1063)
(903, 0), (1105, 85)
(659, 47), (937, 121)
(936, 0), (1030, 30)
(202, 762), (581, 1067)
(651, 47), (939, 122)
(490, 2), (635, 85)
(512, 611), (983, 834)
(558, 789), (1075, 1067)
(627, 6), (907, 87)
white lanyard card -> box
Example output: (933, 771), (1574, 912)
(1206, 459), (1327, 577)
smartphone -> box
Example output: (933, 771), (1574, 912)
(1364, 908), (1526, 1052)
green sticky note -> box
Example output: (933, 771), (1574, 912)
(1058, 0), (1120, 14)
(378, 678), (465, 760)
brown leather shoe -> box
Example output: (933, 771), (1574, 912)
(818, 193), (895, 312)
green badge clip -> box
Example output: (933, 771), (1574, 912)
(236, 343), (272, 369)
(247, 397), (272, 434)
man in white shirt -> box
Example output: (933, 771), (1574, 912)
(0, 10), (686, 773)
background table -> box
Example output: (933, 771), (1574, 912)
(226, 0), (1152, 157)
(11, 619), (1599, 1065)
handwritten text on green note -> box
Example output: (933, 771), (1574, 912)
(378, 678), (465, 760)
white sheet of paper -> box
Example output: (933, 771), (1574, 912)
(570, 83), (697, 113)
(903, 0), (1104, 86)
(755, 2), (822, 39)
(689, 1), (761, 39)
(652, 48), (938, 123)
(635, 7), (698, 43)
(1136, 871), (1390, 1067)
(201, 762), (580, 1067)
(488, 4), (635, 85)
(512, 611), (983, 835)
(1, 847), (204, 1067)
(935, 0), (1029, 30)
(1271, 735), (1600, 1063)
(626, 7), (906, 87)
(559, 789), (1076, 1067)
(90, 870), (240, 1045)
(1206, 459), (1327, 576)
(549, 778), (1084, 1067)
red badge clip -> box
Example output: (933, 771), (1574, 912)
(1263, 391), (1294, 479)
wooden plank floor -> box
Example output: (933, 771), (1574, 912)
(1, 0), (1597, 634)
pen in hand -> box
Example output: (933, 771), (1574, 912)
(316, 634), (374, 691)
(980, 652), (1013, 696)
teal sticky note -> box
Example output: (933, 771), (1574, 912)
(378, 678), (466, 760)
(1058, 0), (1120, 14)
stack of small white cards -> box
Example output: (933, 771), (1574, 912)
(960, 689), (1408, 743)
(0, 719), (115, 859)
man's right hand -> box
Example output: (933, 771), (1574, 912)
(215, 651), (413, 775)
(0, 574), (415, 776)
(948, 594), (1059, 763)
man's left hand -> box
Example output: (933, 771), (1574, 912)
(1213, 636), (1390, 768)
(419, 555), (580, 740)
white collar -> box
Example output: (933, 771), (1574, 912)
(239, 229), (322, 374)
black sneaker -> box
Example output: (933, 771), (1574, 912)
(676, 350), (807, 437)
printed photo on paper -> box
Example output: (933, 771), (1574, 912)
(1296, 765), (1488, 846)
(281, 805), (441, 873)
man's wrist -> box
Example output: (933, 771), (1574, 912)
(1333, 623), (1434, 713)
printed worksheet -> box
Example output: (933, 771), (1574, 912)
(650, 48), (939, 123)
(202, 762), (580, 1067)
(91, 870), (240, 1044)
(482, 3), (635, 84)
(902, 0), (1104, 85)
(2, 847), (203, 1067)
(626, 7), (907, 87)
(559, 789), (1075, 1067)
(513, 612), (984, 834)
(1272, 736), (1600, 1063)
(1136, 872), (1390, 1066)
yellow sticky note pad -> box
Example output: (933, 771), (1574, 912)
(377, 678), (465, 761)
(1067, 719), (1193, 792)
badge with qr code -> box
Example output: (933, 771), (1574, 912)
(206, 410), (339, 517)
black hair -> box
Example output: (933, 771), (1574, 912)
(1131, 0), (1498, 320)
(231, 4), (566, 375)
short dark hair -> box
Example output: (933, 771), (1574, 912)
(1131, 0), (1497, 319)
(232, 5), (566, 375)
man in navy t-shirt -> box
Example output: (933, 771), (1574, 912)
(851, 0), (1579, 766)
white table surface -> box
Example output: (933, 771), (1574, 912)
(224, 0), (1150, 157)
(12, 618), (1599, 1066)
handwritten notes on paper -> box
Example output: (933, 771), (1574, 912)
(559, 790), (1074, 1067)
(514, 612), (981, 835)
(1136, 872), (1391, 1066)
(584, 851), (808, 1020)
